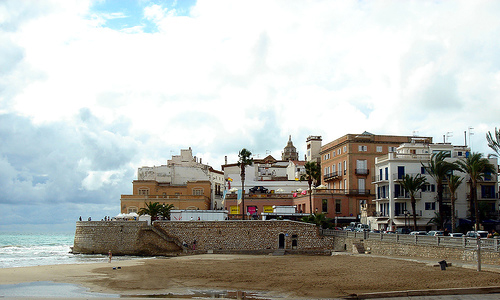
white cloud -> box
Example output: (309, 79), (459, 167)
(1, 0), (500, 230)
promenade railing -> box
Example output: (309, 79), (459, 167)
(321, 230), (500, 252)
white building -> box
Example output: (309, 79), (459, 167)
(137, 148), (225, 209)
(369, 139), (498, 231)
(222, 155), (309, 194)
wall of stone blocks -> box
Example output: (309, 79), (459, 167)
(73, 221), (148, 255)
(73, 220), (334, 256)
(155, 220), (334, 252)
(334, 236), (500, 265)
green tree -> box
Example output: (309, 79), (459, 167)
(237, 148), (253, 219)
(399, 174), (427, 231)
(138, 202), (163, 221)
(455, 152), (496, 230)
(422, 151), (458, 229)
(301, 161), (321, 215)
(447, 175), (463, 233)
(301, 213), (329, 228)
(160, 203), (175, 220)
(487, 127), (500, 156)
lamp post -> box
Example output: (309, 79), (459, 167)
(403, 210), (408, 229)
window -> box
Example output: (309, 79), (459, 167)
(358, 145), (367, 152)
(337, 149), (341, 155)
(425, 202), (436, 210)
(389, 146), (397, 152)
(343, 146), (347, 153)
(322, 199), (328, 213)
(128, 207), (138, 213)
(376, 146), (383, 152)
(358, 178), (366, 192)
(481, 185), (495, 198)
(395, 202), (407, 216)
(335, 200), (342, 213)
(343, 161), (347, 175)
(397, 166), (405, 179)
(324, 153), (330, 160)
(138, 188), (149, 195)
(193, 188), (203, 195)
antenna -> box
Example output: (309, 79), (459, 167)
(468, 127), (474, 150)
(446, 132), (453, 143)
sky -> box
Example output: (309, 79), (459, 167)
(1, 0), (500, 233)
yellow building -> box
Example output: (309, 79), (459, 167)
(121, 180), (212, 213)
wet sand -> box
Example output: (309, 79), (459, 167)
(2, 254), (500, 299)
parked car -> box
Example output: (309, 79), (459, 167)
(427, 231), (444, 236)
(395, 228), (411, 234)
(249, 186), (268, 193)
(355, 224), (370, 232)
(465, 231), (488, 238)
(409, 231), (427, 235)
(450, 233), (464, 238)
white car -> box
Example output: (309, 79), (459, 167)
(427, 231), (444, 236)
(450, 233), (464, 238)
(409, 231), (427, 235)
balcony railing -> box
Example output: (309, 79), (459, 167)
(355, 169), (369, 175)
(324, 172), (341, 181)
(394, 191), (422, 199)
(347, 189), (371, 195)
(394, 210), (422, 217)
(372, 175), (389, 183)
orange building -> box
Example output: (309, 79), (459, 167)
(120, 180), (212, 213)
(319, 132), (432, 221)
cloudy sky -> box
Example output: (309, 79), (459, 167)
(1, 0), (499, 232)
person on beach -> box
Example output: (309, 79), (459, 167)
(108, 250), (112, 263)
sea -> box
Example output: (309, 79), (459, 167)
(0, 232), (139, 269)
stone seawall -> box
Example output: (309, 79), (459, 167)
(73, 220), (335, 256)
(334, 236), (500, 265)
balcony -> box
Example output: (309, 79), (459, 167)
(394, 191), (422, 199)
(324, 171), (341, 181)
(372, 175), (389, 183)
(355, 168), (369, 176)
(347, 189), (371, 196)
(395, 210), (422, 217)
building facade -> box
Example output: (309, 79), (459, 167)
(369, 139), (499, 232)
(318, 132), (433, 220)
(120, 148), (224, 213)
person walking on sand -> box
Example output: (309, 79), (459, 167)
(108, 250), (112, 263)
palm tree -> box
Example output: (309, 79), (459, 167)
(399, 174), (427, 231)
(301, 213), (329, 228)
(138, 202), (163, 221)
(237, 148), (253, 220)
(160, 203), (175, 220)
(455, 152), (496, 230)
(487, 127), (500, 156)
(447, 175), (463, 233)
(422, 151), (458, 230)
(301, 161), (321, 215)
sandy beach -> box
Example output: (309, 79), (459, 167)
(2, 253), (500, 299)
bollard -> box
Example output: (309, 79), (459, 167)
(438, 260), (447, 270)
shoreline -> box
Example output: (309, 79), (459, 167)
(2, 254), (500, 299)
